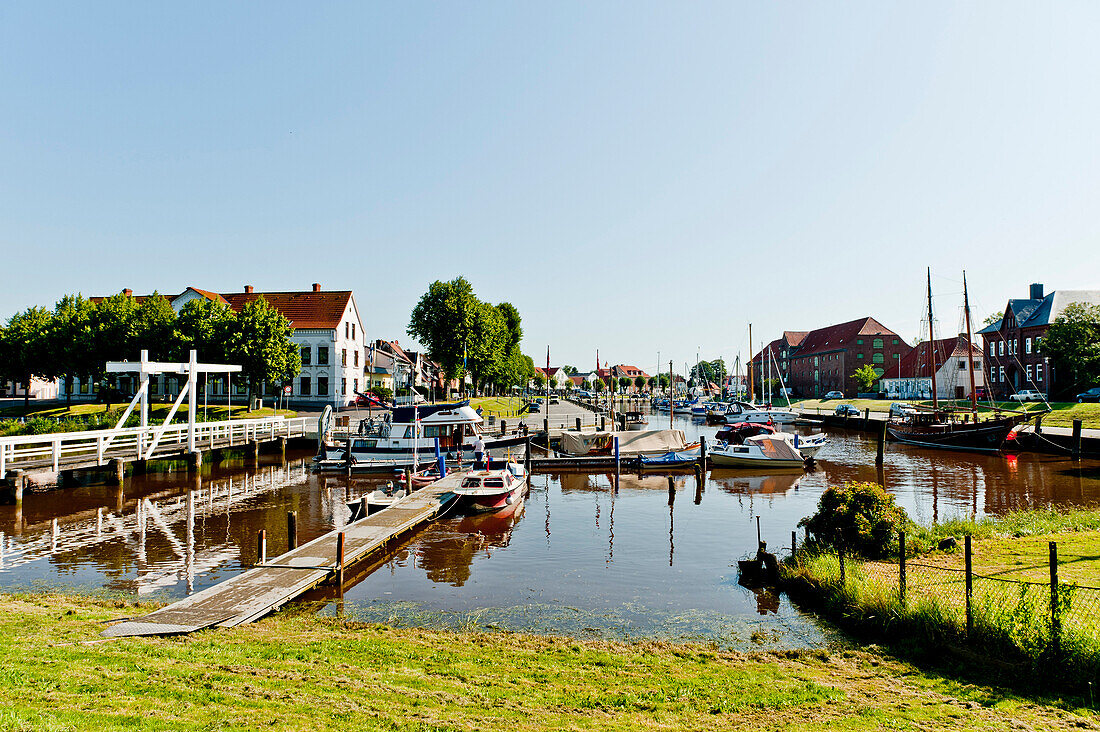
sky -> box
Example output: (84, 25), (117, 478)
(3, 2), (1099, 376)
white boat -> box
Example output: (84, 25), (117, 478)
(315, 401), (527, 471)
(346, 486), (407, 519)
(624, 411), (648, 431)
(715, 401), (798, 425)
(453, 463), (528, 514)
(709, 434), (810, 469)
(786, 431), (827, 458)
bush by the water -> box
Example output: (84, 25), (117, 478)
(799, 481), (907, 558)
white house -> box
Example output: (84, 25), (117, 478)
(881, 335), (985, 401)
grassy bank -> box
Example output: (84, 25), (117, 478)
(1, 592), (1096, 731)
(783, 508), (1100, 693)
(469, 396), (531, 417)
(0, 403), (297, 437)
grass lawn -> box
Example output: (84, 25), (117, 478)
(1, 592), (1096, 731)
(0, 403), (296, 421)
(469, 396), (530, 417)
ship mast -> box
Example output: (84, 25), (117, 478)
(747, 323), (754, 403)
(963, 271), (979, 420)
(927, 268), (938, 411)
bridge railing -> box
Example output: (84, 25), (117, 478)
(0, 416), (310, 475)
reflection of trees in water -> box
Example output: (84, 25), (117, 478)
(417, 506), (525, 587)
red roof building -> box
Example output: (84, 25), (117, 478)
(778, 317), (910, 398)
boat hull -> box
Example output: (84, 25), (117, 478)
(709, 452), (806, 469)
(887, 416), (1027, 453)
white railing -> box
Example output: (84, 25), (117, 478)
(0, 416), (310, 476)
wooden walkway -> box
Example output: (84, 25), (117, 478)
(102, 473), (463, 637)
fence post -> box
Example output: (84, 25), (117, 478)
(1050, 540), (1061, 659)
(899, 530), (906, 606)
(287, 511), (297, 551)
(257, 529), (267, 565)
(838, 545), (846, 586)
(964, 534), (973, 639)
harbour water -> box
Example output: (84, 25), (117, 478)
(2, 411), (1097, 649)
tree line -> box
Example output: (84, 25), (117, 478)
(0, 293), (301, 407)
(407, 277), (536, 394)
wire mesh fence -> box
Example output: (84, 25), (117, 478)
(790, 533), (1100, 685)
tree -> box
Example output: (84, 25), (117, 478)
(549, 377), (558, 390)
(533, 373), (546, 389)
(87, 292), (139, 387)
(175, 298), (235, 364)
(647, 376), (657, 389)
(658, 374), (670, 390)
(370, 385), (393, 403)
(593, 377), (605, 392)
(495, 302), (522, 351)
(0, 307), (52, 408)
(407, 277), (480, 382)
(617, 376), (631, 392)
(47, 295), (94, 405)
(798, 482), (908, 558)
(634, 375), (646, 391)
(229, 296), (302, 407)
(1043, 302), (1100, 395)
(983, 311), (1004, 327)
(562, 365), (577, 375)
(132, 292), (177, 361)
(851, 364), (880, 393)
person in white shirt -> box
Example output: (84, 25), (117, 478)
(473, 436), (485, 468)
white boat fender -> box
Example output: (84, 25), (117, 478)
(505, 495), (514, 505)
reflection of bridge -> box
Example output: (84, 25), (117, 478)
(0, 462), (310, 596)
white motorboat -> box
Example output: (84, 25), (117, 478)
(453, 462), (528, 514)
(715, 401), (798, 425)
(709, 433), (811, 469)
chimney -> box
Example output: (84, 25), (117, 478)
(312, 283), (321, 292)
(1029, 283), (1044, 300)
(123, 288), (133, 297)
(244, 285), (254, 294)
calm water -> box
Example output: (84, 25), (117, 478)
(2, 413), (1097, 649)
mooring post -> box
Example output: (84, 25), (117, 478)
(964, 534), (973, 639)
(500, 420), (507, 436)
(247, 439), (259, 465)
(600, 416), (606, 431)
(614, 436), (620, 478)
(756, 515), (761, 546)
(360, 495), (368, 520)
(899, 530), (906, 606)
(524, 436), (532, 475)
(1072, 419), (1083, 459)
(791, 530), (797, 557)
(276, 436), (286, 460)
(543, 418), (549, 444)
(5, 470), (24, 505)
(287, 511), (298, 550)
(187, 450), (203, 473)
(336, 531), (346, 586)
(699, 435), (708, 473)
(876, 421), (886, 466)
(405, 468), (412, 493)
(576, 417), (581, 431)
(107, 459), (124, 486)
(1034, 413), (1043, 435)
(257, 529), (267, 565)
(666, 475), (675, 501)
(1050, 540), (1061, 659)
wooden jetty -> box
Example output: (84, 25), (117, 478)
(102, 473), (463, 637)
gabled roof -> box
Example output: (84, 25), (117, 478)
(792, 317), (907, 356)
(1021, 290), (1100, 328)
(220, 290), (353, 330)
(894, 336), (982, 378)
(179, 287), (229, 306)
(783, 331), (808, 348)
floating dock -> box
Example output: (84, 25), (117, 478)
(102, 473), (462, 637)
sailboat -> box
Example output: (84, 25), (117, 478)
(887, 270), (1042, 453)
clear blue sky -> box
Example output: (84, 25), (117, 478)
(3, 2), (1098, 375)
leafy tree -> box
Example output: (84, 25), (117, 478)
(132, 292), (176, 360)
(533, 373), (546, 389)
(851, 364), (880, 393)
(658, 374), (670, 389)
(495, 302), (522, 351)
(617, 376), (631, 392)
(87, 292), (139, 385)
(983, 310), (1004, 327)
(634, 375), (646, 391)
(1043, 302), (1100, 395)
(798, 482), (908, 558)
(228, 296), (302, 407)
(370, 385), (393, 403)
(0, 307), (52, 408)
(561, 365), (577, 375)
(175, 298), (235, 364)
(47, 295), (94, 405)
(647, 376), (657, 389)
(407, 277), (480, 381)
(592, 377), (605, 392)
(549, 377), (558, 390)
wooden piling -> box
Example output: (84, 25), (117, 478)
(257, 529), (267, 565)
(5, 470), (24, 505)
(576, 417), (581, 431)
(405, 469), (412, 494)
(360, 495), (368, 520)
(287, 511), (298, 550)
(791, 530), (797, 557)
(876, 421), (886, 466)
(1072, 419), (1083, 459)
(1050, 541), (1061, 658)
(524, 436), (531, 475)
(107, 459), (124, 486)
(187, 450), (203, 473)
(247, 439), (260, 465)
(699, 435), (708, 472)
(1035, 413), (1043, 435)
(964, 534), (973, 638)
(336, 531), (346, 586)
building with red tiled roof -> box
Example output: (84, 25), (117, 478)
(777, 317), (910, 398)
(880, 335), (985, 400)
(750, 331), (808, 392)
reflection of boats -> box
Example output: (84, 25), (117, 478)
(709, 469), (804, 495)
(709, 434), (811, 469)
(454, 463), (528, 514)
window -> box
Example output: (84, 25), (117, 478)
(814, 356), (819, 367)
(300, 377), (311, 396)
(1025, 338), (1032, 354)
(351, 323), (356, 340)
(893, 353), (899, 359)
(353, 378), (358, 393)
(80, 378), (90, 395)
(958, 360), (965, 369)
(354, 350), (359, 367)
(814, 370), (819, 381)
(318, 377), (329, 395)
(998, 342), (1004, 356)
(1035, 337), (1042, 352)
(974, 360), (981, 369)
(318, 347), (329, 365)
(1037, 363), (1044, 382)
(873, 338), (883, 349)
(990, 367), (996, 382)
(873, 368), (884, 378)
(989, 342), (995, 357)
(301, 346), (311, 365)
(341, 378), (347, 395)
(856, 339), (864, 345)
(857, 353), (864, 359)
(341, 349), (347, 367)
(999, 366), (1005, 383)
(892, 338), (898, 345)
(345, 322), (350, 338)
(1027, 365), (1033, 382)
(873, 353), (884, 364)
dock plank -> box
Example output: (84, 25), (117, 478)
(102, 473), (464, 637)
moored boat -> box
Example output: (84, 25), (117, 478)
(453, 462), (528, 514)
(709, 434), (811, 469)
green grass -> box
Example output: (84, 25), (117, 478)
(0, 592), (1094, 731)
(0, 403), (297, 437)
(469, 396), (531, 417)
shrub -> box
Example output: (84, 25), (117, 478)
(798, 481), (907, 558)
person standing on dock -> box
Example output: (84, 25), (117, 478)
(473, 435), (485, 469)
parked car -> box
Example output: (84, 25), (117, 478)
(834, 404), (861, 417)
(1009, 390), (1044, 403)
(526, 401), (541, 412)
(889, 402), (917, 417)
(1076, 387), (1100, 403)
(973, 386), (990, 401)
(823, 390), (844, 400)
(550, 397), (560, 405)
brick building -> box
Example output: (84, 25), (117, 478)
(779, 317), (910, 398)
